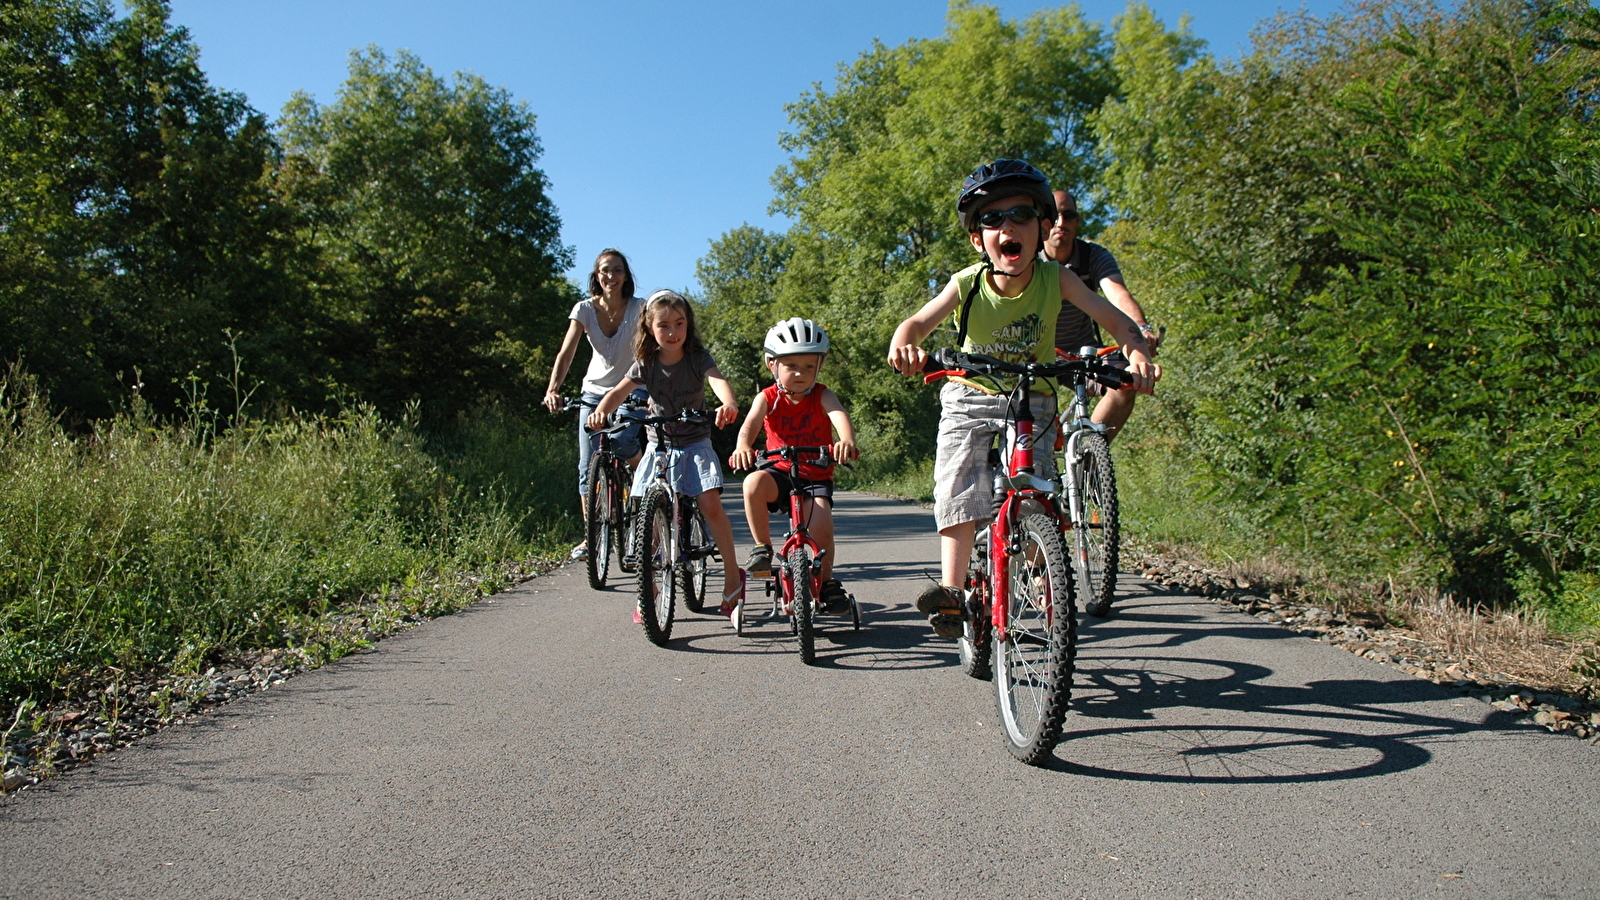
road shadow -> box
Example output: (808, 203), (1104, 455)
(1045, 591), (1540, 783)
(670, 599), (958, 670)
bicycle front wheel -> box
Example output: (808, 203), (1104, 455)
(789, 553), (816, 665)
(1075, 433), (1120, 618)
(635, 486), (676, 645)
(680, 500), (711, 613)
(994, 513), (1076, 765)
(959, 527), (992, 680)
(585, 454), (615, 590)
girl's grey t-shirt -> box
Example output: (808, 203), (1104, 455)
(571, 296), (644, 395)
(626, 349), (717, 447)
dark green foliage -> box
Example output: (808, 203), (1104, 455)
(1098, 0), (1600, 618)
(278, 48), (577, 422)
(0, 0), (323, 419)
(1, 3), (575, 425)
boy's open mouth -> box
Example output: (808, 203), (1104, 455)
(999, 239), (1024, 261)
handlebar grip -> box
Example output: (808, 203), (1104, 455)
(1094, 367), (1132, 390)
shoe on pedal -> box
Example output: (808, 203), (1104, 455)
(570, 541), (588, 561)
(916, 583), (964, 639)
(743, 544), (774, 578)
(821, 579), (850, 615)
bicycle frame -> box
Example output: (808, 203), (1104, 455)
(638, 415), (719, 571)
(1051, 346), (1128, 533)
(762, 445), (832, 617)
(924, 356), (1065, 643)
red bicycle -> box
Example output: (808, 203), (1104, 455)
(921, 348), (1101, 764)
(732, 445), (861, 664)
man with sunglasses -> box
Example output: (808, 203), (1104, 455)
(1045, 190), (1162, 439)
(887, 160), (1158, 638)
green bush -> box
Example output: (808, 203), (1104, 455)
(0, 374), (566, 707)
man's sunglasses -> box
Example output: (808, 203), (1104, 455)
(977, 206), (1041, 228)
(1056, 209), (1080, 222)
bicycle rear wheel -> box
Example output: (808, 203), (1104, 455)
(1074, 434), (1120, 618)
(680, 500), (711, 613)
(635, 485), (676, 645)
(584, 454), (615, 590)
(959, 527), (993, 680)
(789, 553), (816, 665)
(994, 513), (1076, 765)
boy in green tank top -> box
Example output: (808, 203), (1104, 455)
(887, 160), (1160, 638)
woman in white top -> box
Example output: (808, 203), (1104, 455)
(544, 248), (649, 560)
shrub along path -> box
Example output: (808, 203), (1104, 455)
(3, 492), (1598, 899)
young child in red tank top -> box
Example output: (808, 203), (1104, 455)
(728, 318), (859, 612)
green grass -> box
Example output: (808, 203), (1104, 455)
(0, 375), (578, 708)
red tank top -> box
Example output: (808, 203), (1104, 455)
(762, 383), (835, 480)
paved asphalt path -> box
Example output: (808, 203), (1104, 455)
(4, 492), (1599, 899)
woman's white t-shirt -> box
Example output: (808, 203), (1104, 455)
(572, 296), (644, 395)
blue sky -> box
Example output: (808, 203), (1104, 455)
(167, 1), (1345, 296)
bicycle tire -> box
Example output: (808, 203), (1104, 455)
(790, 553), (816, 664)
(1075, 433), (1120, 618)
(959, 527), (993, 680)
(635, 485), (676, 645)
(584, 454), (614, 590)
(680, 500), (710, 613)
(994, 513), (1076, 765)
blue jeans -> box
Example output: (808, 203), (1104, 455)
(577, 388), (648, 498)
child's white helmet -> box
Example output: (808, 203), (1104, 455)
(764, 317), (830, 360)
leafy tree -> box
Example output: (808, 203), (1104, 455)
(0, 0), (320, 419)
(694, 225), (792, 398)
(1097, 0), (1600, 615)
(700, 1), (1121, 454)
(278, 48), (575, 421)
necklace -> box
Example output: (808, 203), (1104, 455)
(595, 297), (626, 335)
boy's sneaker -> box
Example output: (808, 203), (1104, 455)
(916, 583), (964, 639)
(570, 541), (588, 561)
(821, 579), (850, 615)
(743, 544), (774, 578)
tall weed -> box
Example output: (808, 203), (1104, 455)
(0, 375), (564, 707)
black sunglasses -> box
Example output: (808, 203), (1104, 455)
(1056, 209), (1080, 222)
(977, 205), (1041, 228)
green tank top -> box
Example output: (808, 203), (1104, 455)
(947, 259), (1064, 394)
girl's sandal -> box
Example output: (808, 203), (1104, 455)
(718, 569), (747, 618)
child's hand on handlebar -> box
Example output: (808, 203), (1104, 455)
(887, 343), (928, 376)
(585, 409), (609, 431)
(832, 439), (859, 463)
(714, 404), (739, 428)
(728, 447), (758, 471)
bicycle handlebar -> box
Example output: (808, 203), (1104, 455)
(634, 408), (713, 427)
(557, 397), (648, 433)
(760, 445), (834, 465)
(920, 348), (1130, 390)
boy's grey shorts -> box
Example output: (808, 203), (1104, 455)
(933, 381), (1058, 531)
(631, 438), (725, 498)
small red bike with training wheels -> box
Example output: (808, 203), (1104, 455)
(732, 445), (861, 664)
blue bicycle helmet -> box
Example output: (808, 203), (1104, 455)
(957, 159), (1057, 233)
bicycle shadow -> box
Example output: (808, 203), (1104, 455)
(670, 600), (959, 671)
(1043, 587), (1535, 783)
